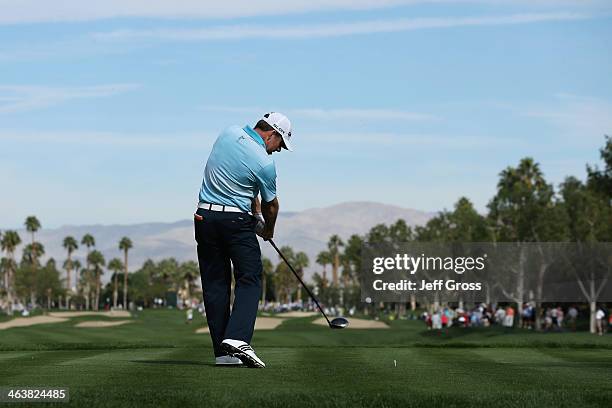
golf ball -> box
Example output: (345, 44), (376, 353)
(365, 297), (372, 304)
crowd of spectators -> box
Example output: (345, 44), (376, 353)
(421, 303), (608, 333)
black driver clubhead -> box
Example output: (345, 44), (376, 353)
(330, 317), (349, 329)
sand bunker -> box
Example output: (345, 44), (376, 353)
(196, 317), (285, 334)
(312, 317), (389, 329)
(49, 311), (131, 318)
(0, 315), (69, 330)
(75, 320), (133, 328)
(279, 311), (319, 318)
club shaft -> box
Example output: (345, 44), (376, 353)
(269, 239), (332, 326)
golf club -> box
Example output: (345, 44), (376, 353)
(269, 239), (349, 329)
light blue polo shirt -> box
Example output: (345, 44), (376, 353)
(198, 125), (277, 212)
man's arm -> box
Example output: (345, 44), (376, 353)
(251, 196), (262, 215)
(260, 197), (279, 240)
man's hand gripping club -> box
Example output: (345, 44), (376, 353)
(252, 196), (279, 241)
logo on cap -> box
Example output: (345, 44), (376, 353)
(273, 124), (285, 135)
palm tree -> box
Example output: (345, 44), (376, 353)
(72, 259), (82, 280)
(294, 252), (309, 302)
(81, 234), (95, 254)
(1, 257), (15, 307)
(24, 216), (40, 245)
(327, 235), (344, 287)
(62, 236), (78, 290)
(1, 256), (8, 297)
(119, 237), (133, 309)
(71, 260), (85, 309)
(87, 250), (105, 311)
(275, 246), (296, 303)
(179, 261), (198, 305)
(107, 258), (123, 308)
(24, 216), (41, 307)
(261, 257), (273, 304)
(81, 234), (95, 310)
(22, 242), (45, 265)
(62, 236), (78, 308)
(1, 230), (21, 314)
(340, 254), (352, 287)
(316, 251), (331, 288)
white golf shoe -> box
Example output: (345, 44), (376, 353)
(215, 355), (243, 366)
(220, 339), (266, 368)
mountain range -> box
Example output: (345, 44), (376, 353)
(6, 202), (435, 283)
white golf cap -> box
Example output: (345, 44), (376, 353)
(261, 112), (293, 151)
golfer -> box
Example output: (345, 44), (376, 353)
(194, 112), (293, 368)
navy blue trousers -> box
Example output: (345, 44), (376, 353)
(194, 208), (262, 357)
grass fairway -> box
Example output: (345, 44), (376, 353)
(1, 310), (611, 407)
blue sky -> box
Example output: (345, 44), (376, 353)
(1, 0), (611, 228)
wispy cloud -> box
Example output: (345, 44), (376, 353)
(2, 0), (609, 25)
(199, 105), (437, 122)
(0, 1), (446, 25)
(286, 108), (436, 121)
(93, 12), (591, 42)
(522, 94), (612, 140)
(0, 129), (214, 148)
(0, 84), (140, 114)
(307, 132), (526, 149)
(0, 128), (522, 151)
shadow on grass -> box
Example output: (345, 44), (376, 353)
(129, 359), (215, 367)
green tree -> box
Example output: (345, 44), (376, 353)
(561, 172), (611, 333)
(108, 258), (123, 308)
(179, 261), (199, 304)
(87, 250), (105, 311)
(315, 251), (331, 288)
(415, 213), (452, 242)
(586, 135), (612, 198)
(158, 258), (181, 291)
(261, 257), (273, 303)
(129, 259), (167, 307)
(69, 259), (84, 308)
(487, 158), (556, 241)
(39, 258), (63, 309)
(62, 236), (78, 309)
(19, 242), (45, 306)
(1, 230), (21, 314)
(81, 234), (95, 310)
(1, 257), (10, 311)
(389, 219), (414, 242)
(312, 272), (325, 288)
(294, 252), (309, 302)
(21, 242), (45, 266)
(119, 237), (133, 308)
(339, 234), (366, 311)
(327, 235), (344, 287)
(487, 158), (567, 326)
(24, 216), (41, 307)
(586, 135), (612, 242)
(274, 246), (295, 303)
(343, 234), (365, 285)
(447, 197), (488, 242)
(447, 198), (490, 307)
(562, 177), (610, 242)
(24, 216), (41, 245)
(128, 268), (150, 307)
(62, 236), (78, 291)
